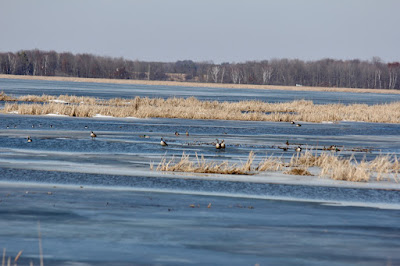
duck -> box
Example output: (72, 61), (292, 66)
(215, 139), (221, 149)
(285, 140), (289, 146)
(328, 145), (338, 151)
(27, 136), (32, 143)
(290, 121), (295, 124)
(295, 146), (302, 152)
(90, 131), (97, 139)
(175, 131), (180, 136)
(296, 124), (302, 127)
(186, 130), (189, 136)
(160, 137), (168, 146)
(220, 140), (225, 149)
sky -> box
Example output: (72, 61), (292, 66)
(1, 0), (399, 63)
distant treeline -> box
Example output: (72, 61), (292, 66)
(0, 49), (399, 89)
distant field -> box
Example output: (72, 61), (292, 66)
(1, 74), (400, 95)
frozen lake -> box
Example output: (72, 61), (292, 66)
(1, 78), (400, 265)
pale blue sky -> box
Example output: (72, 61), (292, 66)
(1, 0), (399, 63)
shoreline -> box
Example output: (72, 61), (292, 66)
(1, 73), (400, 95)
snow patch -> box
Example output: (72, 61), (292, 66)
(46, 113), (68, 117)
(93, 114), (114, 118)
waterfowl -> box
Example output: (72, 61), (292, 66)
(328, 145), (338, 151)
(84, 126), (88, 129)
(290, 121), (295, 124)
(160, 138), (168, 146)
(6, 125), (9, 129)
(285, 140), (289, 146)
(175, 131), (179, 136)
(186, 131), (189, 136)
(50, 125), (53, 128)
(296, 124), (302, 127)
(215, 139), (221, 149)
(32, 124), (34, 128)
(27, 136), (32, 143)
(220, 140), (225, 149)
(90, 131), (97, 139)
(139, 135), (150, 138)
(295, 146), (302, 152)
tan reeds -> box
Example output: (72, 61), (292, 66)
(156, 152), (256, 175)
(0, 91), (17, 101)
(256, 153), (285, 171)
(157, 151), (400, 182)
(3, 92), (400, 123)
(284, 168), (312, 176)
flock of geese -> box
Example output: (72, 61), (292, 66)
(23, 120), (304, 152)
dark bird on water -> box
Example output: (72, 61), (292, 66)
(220, 140), (225, 149)
(27, 136), (32, 143)
(215, 139), (221, 149)
(91, 131), (97, 139)
(160, 138), (168, 146)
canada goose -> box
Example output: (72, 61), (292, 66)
(296, 124), (302, 127)
(285, 140), (289, 146)
(27, 136), (32, 143)
(329, 145), (338, 151)
(186, 131), (189, 136)
(90, 131), (97, 139)
(160, 138), (168, 146)
(215, 139), (221, 149)
(220, 140), (225, 149)
(175, 131), (179, 136)
(290, 121), (295, 124)
(295, 146), (302, 152)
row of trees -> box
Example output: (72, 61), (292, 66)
(0, 49), (399, 89)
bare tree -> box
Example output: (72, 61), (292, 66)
(211, 66), (220, 83)
(262, 66), (273, 84)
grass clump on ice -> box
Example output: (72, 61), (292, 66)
(157, 150), (400, 183)
(156, 152), (256, 175)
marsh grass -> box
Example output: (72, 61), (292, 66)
(158, 151), (400, 182)
(3, 93), (400, 123)
(156, 152), (257, 175)
(284, 168), (313, 176)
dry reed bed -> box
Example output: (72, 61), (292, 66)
(2, 74), (400, 95)
(2, 92), (400, 123)
(157, 151), (400, 182)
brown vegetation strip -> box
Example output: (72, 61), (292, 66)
(157, 151), (400, 182)
(1, 74), (400, 94)
(2, 93), (400, 123)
